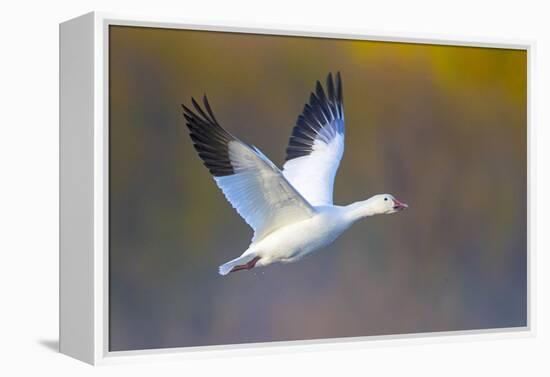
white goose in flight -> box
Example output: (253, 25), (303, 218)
(182, 72), (408, 276)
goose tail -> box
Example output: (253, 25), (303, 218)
(218, 253), (260, 276)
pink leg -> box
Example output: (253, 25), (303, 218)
(229, 256), (261, 273)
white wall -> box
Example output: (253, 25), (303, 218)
(0, 0), (548, 375)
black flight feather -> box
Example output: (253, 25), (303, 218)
(182, 96), (235, 177)
(285, 72), (344, 162)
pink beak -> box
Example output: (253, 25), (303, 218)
(393, 198), (409, 211)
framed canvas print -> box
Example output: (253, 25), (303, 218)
(59, 12), (532, 365)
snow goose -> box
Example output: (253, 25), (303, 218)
(182, 72), (408, 275)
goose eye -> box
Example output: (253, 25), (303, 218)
(384, 198), (388, 201)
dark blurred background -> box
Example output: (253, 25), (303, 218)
(108, 26), (527, 351)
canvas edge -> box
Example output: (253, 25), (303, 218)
(526, 40), (536, 343)
(58, 10), (535, 366)
(98, 10), (533, 49)
(59, 11), (96, 365)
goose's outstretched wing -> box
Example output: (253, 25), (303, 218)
(283, 72), (345, 206)
(183, 96), (316, 242)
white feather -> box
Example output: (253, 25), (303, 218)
(282, 132), (344, 206)
(214, 140), (316, 242)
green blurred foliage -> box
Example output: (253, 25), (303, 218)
(108, 26), (526, 351)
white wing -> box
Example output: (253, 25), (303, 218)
(183, 96), (316, 242)
(282, 72), (345, 206)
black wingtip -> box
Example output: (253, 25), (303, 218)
(181, 96), (235, 177)
(336, 71), (343, 103)
(315, 80), (323, 94)
(284, 72), (345, 162)
(202, 94), (219, 125)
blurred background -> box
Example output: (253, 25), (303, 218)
(108, 26), (527, 351)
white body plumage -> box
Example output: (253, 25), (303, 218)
(244, 205), (350, 267)
(220, 195), (405, 275)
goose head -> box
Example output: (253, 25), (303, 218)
(369, 194), (409, 215)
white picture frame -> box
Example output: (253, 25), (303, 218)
(59, 11), (534, 365)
